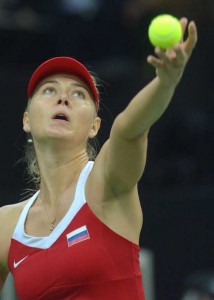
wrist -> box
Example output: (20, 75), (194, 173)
(155, 76), (177, 93)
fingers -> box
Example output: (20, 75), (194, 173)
(155, 48), (173, 64)
(184, 21), (198, 56)
(180, 17), (188, 42)
(172, 45), (186, 67)
(147, 55), (164, 69)
(148, 45), (185, 67)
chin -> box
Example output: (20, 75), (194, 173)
(36, 130), (73, 143)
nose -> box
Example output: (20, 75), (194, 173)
(57, 94), (69, 106)
(57, 99), (69, 106)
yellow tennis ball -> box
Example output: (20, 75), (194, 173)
(148, 14), (182, 49)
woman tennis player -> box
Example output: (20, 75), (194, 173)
(0, 18), (197, 299)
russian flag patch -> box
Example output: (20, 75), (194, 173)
(67, 225), (90, 247)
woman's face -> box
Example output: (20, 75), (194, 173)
(23, 74), (100, 147)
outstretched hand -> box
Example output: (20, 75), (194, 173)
(147, 18), (198, 87)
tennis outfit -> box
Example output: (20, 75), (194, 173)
(8, 161), (145, 299)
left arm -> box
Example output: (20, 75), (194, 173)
(104, 18), (197, 193)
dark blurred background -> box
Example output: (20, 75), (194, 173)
(0, 1), (213, 299)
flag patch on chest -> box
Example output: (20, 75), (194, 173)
(67, 225), (90, 247)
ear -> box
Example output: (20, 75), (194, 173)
(89, 117), (101, 139)
(23, 111), (31, 133)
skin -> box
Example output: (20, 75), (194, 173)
(0, 18), (197, 291)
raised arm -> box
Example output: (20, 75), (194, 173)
(104, 18), (197, 193)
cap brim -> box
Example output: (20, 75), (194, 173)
(27, 57), (99, 110)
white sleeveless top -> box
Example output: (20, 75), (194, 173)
(12, 161), (94, 249)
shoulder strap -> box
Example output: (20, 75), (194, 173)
(12, 191), (40, 238)
(73, 160), (94, 207)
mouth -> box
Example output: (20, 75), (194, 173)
(52, 112), (70, 122)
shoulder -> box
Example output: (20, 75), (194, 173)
(0, 200), (27, 227)
(0, 200), (28, 237)
(0, 201), (27, 270)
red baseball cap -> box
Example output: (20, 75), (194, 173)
(27, 56), (99, 111)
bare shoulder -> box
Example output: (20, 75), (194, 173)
(0, 200), (27, 228)
(0, 200), (27, 272)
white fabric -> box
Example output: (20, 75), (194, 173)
(12, 161), (94, 249)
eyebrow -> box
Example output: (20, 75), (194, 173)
(70, 82), (90, 93)
(39, 80), (89, 92)
(37, 80), (59, 90)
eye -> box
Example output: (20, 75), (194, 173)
(43, 87), (56, 95)
(72, 90), (85, 99)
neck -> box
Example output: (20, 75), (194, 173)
(35, 143), (89, 205)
